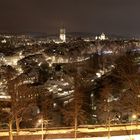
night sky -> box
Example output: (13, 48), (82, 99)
(0, 0), (140, 36)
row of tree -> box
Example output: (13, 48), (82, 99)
(0, 48), (139, 140)
(95, 52), (140, 124)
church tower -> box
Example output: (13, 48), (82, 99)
(59, 28), (66, 42)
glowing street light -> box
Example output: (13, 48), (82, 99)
(132, 114), (137, 120)
(38, 118), (44, 140)
(38, 117), (49, 140)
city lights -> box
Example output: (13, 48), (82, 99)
(0, 1), (140, 139)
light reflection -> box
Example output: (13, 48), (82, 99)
(49, 134), (140, 140)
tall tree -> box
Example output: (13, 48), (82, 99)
(112, 52), (140, 119)
(0, 65), (17, 140)
(61, 75), (88, 139)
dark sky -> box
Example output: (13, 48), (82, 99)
(0, 0), (140, 36)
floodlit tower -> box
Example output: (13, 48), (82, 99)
(60, 28), (66, 42)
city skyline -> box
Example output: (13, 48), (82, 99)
(0, 0), (140, 37)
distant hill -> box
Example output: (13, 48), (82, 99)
(34, 32), (133, 40)
(0, 31), (134, 40)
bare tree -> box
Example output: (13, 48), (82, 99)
(96, 52), (140, 124)
(61, 75), (88, 140)
(112, 52), (140, 118)
(0, 65), (17, 140)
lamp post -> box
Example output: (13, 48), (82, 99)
(130, 114), (137, 140)
(38, 118), (44, 140)
(38, 117), (49, 140)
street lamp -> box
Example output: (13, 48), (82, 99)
(38, 118), (44, 140)
(38, 117), (49, 140)
(130, 114), (137, 140)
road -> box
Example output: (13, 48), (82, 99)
(1, 123), (140, 139)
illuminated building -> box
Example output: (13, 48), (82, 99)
(95, 33), (108, 40)
(59, 28), (66, 42)
(53, 28), (66, 43)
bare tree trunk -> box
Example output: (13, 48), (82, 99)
(15, 115), (20, 135)
(108, 113), (111, 139)
(74, 97), (78, 140)
(74, 115), (77, 140)
(107, 100), (111, 139)
(9, 120), (13, 140)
